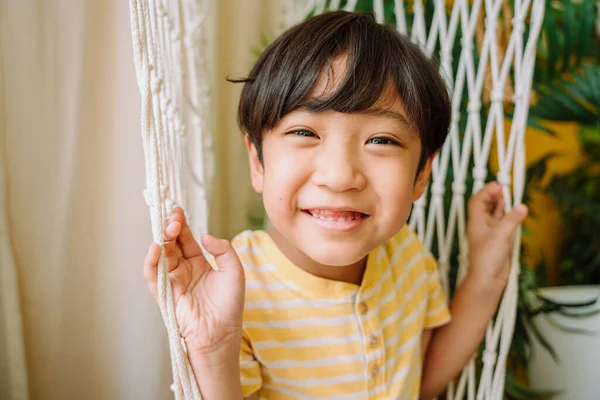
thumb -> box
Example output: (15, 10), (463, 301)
(495, 204), (528, 242)
(200, 234), (243, 273)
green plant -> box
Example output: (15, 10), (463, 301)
(534, 0), (598, 83)
(529, 64), (600, 286)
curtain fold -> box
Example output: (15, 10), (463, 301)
(0, 52), (29, 400)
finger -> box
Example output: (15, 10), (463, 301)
(164, 218), (182, 242)
(469, 182), (501, 215)
(201, 234), (243, 273)
(143, 243), (160, 302)
(163, 241), (180, 272)
(493, 194), (505, 220)
(494, 204), (528, 242)
(172, 207), (203, 259)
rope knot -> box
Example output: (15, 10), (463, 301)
(473, 166), (488, 181)
(438, 259), (449, 271)
(431, 183), (445, 197)
(485, 16), (497, 30)
(460, 37), (473, 51)
(467, 100), (481, 113)
(497, 171), (511, 187)
(451, 182), (467, 196)
(490, 90), (504, 103)
(512, 17), (525, 33)
(151, 76), (163, 94)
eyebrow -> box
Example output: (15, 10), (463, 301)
(357, 107), (411, 127)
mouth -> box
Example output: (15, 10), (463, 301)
(301, 208), (369, 232)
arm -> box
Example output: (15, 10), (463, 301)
(186, 352), (244, 400)
(186, 333), (262, 400)
(419, 275), (504, 400)
(419, 182), (528, 400)
(420, 329), (432, 362)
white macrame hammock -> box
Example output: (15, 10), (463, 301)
(129, 0), (545, 399)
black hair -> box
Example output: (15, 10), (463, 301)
(231, 11), (451, 170)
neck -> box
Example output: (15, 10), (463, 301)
(267, 229), (367, 285)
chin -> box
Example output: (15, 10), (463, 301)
(304, 246), (368, 267)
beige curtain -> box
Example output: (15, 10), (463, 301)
(0, 0), (283, 399)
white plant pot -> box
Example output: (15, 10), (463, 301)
(528, 285), (600, 399)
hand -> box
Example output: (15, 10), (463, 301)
(467, 182), (528, 290)
(144, 207), (245, 366)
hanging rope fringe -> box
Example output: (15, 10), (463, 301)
(129, 0), (213, 398)
(130, 0), (543, 398)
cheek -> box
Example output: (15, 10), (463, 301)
(372, 162), (416, 216)
(261, 145), (311, 213)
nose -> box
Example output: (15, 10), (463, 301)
(311, 141), (366, 192)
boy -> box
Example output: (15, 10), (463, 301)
(144, 11), (528, 400)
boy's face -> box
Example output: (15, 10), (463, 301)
(246, 58), (433, 268)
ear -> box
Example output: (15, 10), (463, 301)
(245, 134), (264, 194)
(413, 153), (436, 201)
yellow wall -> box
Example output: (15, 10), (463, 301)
(494, 119), (585, 284)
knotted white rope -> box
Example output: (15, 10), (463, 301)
(287, 1), (543, 399)
(129, 0), (213, 398)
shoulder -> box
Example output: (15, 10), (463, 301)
(230, 230), (278, 285)
(231, 229), (265, 254)
(230, 230), (272, 271)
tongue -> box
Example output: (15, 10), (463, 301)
(309, 209), (363, 219)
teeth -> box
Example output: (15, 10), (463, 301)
(308, 210), (363, 221)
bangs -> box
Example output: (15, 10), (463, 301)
(299, 51), (396, 116)
(261, 17), (410, 128)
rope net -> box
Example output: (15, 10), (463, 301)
(129, 0), (544, 399)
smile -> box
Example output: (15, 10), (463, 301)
(302, 208), (369, 232)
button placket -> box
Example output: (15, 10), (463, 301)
(368, 334), (379, 349)
(357, 301), (368, 315)
(370, 364), (380, 379)
(356, 297), (385, 397)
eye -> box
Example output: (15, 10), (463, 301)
(289, 129), (317, 138)
(286, 129), (319, 139)
(367, 136), (400, 145)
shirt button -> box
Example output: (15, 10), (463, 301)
(370, 364), (380, 378)
(357, 302), (368, 315)
(369, 334), (379, 349)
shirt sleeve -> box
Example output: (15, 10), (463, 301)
(240, 330), (262, 397)
(423, 254), (452, 328)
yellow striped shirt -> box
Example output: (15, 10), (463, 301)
(232, 226), (451, 399)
